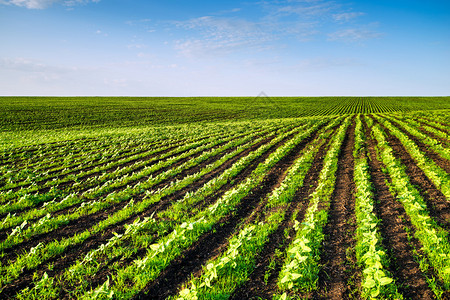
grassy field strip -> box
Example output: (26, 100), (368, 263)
(79, 117), (337, 299)
(170, 117), (339, 300)
(383, 114), (450, 160)
(15, 119), (319, 299)
(275, 116), (351, 295)
(0, 121), (317, 290)
(370, 120), (450, 288)
(0, 127), (276, 253)
(373, 115), (450, 200)
(353, 115), (400, 299)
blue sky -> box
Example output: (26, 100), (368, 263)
(1, 0), (449, 96)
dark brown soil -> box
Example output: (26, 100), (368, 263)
(316, 118), (358, 299)
(387, 117), (450, 174)
(229, 135), (330, 299)
(412, 119), (450, 145)
(417, 117), (450, 134)
(373, 117), (450, 231)
(363, 117), (435, 299)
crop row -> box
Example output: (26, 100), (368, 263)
(370, 118), (450, 288)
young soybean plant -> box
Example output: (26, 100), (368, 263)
(353, 115), (400, 299)
(371, 121), (450, 289)
(373, 115), (450, 200)
(276, 116), (351, 294)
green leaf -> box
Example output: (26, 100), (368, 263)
(371, 288), (380, 298)
(379, 276), (393, 286)
(363, 277), (376, 289)
(280, 275), (290, 284)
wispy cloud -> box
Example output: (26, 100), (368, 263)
(0, 0), (99, 9)
(333, 12), (365, 22)
(174, 16), (274, 57)
(171, 0), (382, 58)
(328, 28), (382, 42)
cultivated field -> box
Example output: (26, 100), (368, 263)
(0, 97), (449, 299)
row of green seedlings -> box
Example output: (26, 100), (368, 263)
(0, 119), (280, 191)
(0, 130), (212, 191)
(74, 117), (338, 300)
(0, 118), (262, 166)
(404, 116), (450, 147)
(352, 115), (400, 299)
(274, 116), (351, 299)
(0, 124), (203, 181)
(0, 123), (281, 218)
(169, 117), (345, 300)
(14, 117), (330, 299)
(0, 137), (105, 167)
(382, 114), (450, 160)
(414, 111), (450, 130)
(369, 118), (450, 290)
(0, 119), (319, 292)
(0, 138), (116, 181)
(0, 123), (251, 202)
(0, 124), (285, 255)
(372, 115), (450, 200)
(0, 134), (208, 208)
(0, 129), (267, 288)
(396, 112), (450, 144)
(418, 114), (450, 135)
(0, 130), (248, 236)
(0, 122), (282, 226)
(400, 115), (450, 146)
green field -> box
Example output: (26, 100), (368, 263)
(2, 96), (450, 131)
(0, 97), (449, 299)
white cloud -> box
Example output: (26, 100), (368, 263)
(171, 0), (382, 58)
(328, 28), (382, 42)
(333, 12), (365, 22)
(0, 0), (99, 9)
(174, 16), (274, 57)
